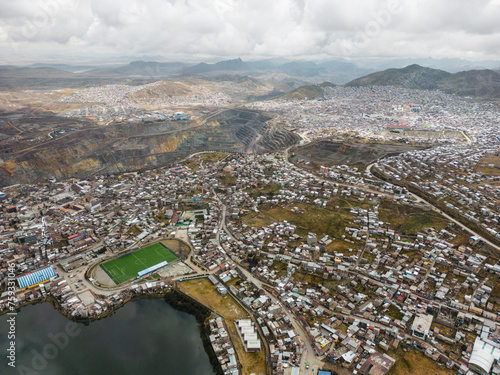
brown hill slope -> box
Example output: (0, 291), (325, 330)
(346, 64), (500, 98)
(128, 81), (192, 100)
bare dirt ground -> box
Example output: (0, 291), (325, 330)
(292, 139), (426, 166)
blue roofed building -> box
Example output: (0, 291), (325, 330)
(17, 266), (57, 290)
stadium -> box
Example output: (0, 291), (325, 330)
(100, 242), (178, 285)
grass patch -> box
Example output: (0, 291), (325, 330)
(270, 261), (289, 278)
(477, 155), (500, 176)
(326, 239), (357, 252)
(217, 173), (237, 185)
(379, 201), (448, 235)
(338, 323), (348, 334)
(400, 214), (448, 235)
(127, 226), (141, 235)
(247, 183), (282, 199)
(327, 196), (372, 210)
(179, 278), (267, 375)
(294, 270), (324, 284)
(465, 332), (476, 345)
(242, 202), (348, 238)
(199, 152), (230, 162)
(388, 350), (454, 375)
(431, 322), (456, 338)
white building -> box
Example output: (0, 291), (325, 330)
(469, 337), (500, 375)
(410, 314), (433, 340)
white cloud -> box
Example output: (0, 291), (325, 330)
(0, 0), (499, 62)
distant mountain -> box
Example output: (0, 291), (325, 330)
(0, 61), (194, 88)
(346, 64), (500, 98)
(356, 57), (500, 73)
(277, 61), (324, 77)
(87, 61), (190, 77)
(182, 58), (249, 75)
(180, 58), (373, 84)
(29, 63), (99, 72)
(0, 65), (75, 77)
(268, 60), (373, 84)
(346, 64), (451, 90)
(0, 58), (377, 90)
(0, 66), (96, 89)
(200, 73), (273, 88)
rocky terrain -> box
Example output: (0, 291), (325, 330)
(0, 109), (299, 186)
(291, 139), (427, 167)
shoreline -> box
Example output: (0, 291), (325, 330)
(1, 287), (224, 375)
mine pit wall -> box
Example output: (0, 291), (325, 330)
(0, 108), (299, 187)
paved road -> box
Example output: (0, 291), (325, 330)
(213, 191), (323, 372)
(233, 258), (324, 371)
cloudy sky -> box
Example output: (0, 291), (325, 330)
(1, 0), (499, 64)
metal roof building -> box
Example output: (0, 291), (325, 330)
(469, 337), (500, 375)
(235, 319), (261, 352)
(17, 266), (57, 290)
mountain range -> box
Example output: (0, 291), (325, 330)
(1, 58), (499, 99)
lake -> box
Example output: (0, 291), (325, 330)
(0, 298), (215, 375)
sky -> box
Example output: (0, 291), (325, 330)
(0, 0), (499, 65)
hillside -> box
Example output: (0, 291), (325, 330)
(278, 82), (335, 100)
(346, 64), (500, 98)
(437, 69), (500, 98)
(128, 81), (192, 101)
(346, 64), (451, 90)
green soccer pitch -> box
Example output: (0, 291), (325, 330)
(100, 242), (178, 285)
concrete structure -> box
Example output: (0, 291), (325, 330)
(410, 313), (433, 340)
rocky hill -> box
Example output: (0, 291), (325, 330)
(128, 81), (192, 100)
(346, 64), (451, 90)
(437, 69), (500, 98)
(346, 64), (500, 98)
(278, 82), (336, 100)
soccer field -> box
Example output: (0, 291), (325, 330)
(100, 243), (178, 285)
